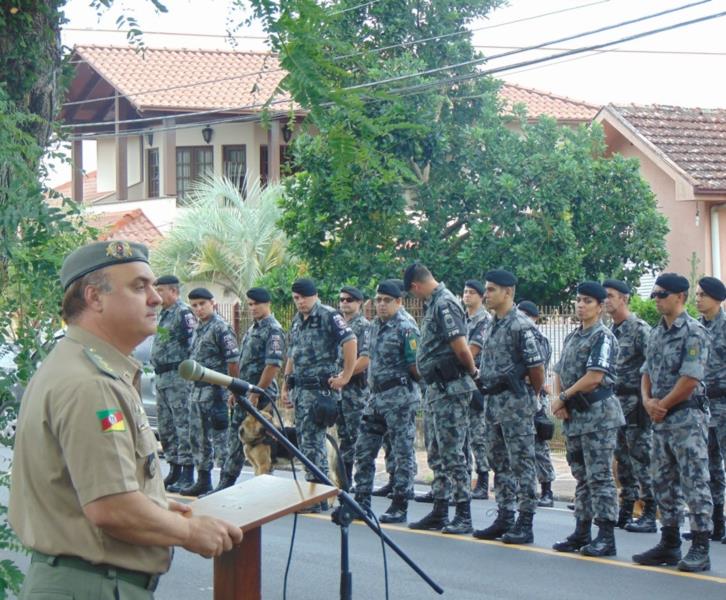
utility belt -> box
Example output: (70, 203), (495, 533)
(565, 386), (613, 412)
(615, 384), (640, 396)
(286, 374), (334, 390)
(706, 387), (726, 400)
(346, 372), (368, 389)
(421, 358), (465, 388)
(668, 396), (707, 415)
(31, 551), (160, 592)
(371, 376), (411, 394)
(154, 362), (180, 375)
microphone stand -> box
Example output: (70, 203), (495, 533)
(233, 391), (444, 600)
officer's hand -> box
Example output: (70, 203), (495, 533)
(184, 515), (243, 558)
(282, 387), (293, 409)
(645, 397), (667, 422)
(227, 393), (236, 409)
(248, 392), (260, 407)
(168, 500), (192, 516)
(328, 373), (349, 391)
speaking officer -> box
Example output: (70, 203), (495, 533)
(353, 280), (420, 523)
(180, 287), (240, 497)
(404, 263), (478, 535)
(551, 282), (624, 557)
(9, 241), (242, 599)
(150, 275), (196, 492)
(473, 271), (544, 545)
(633, 274), (712, 572)
(602, 279), (654, 533)
(282, 278), (356, 509)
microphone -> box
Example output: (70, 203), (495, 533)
(178, 360), (265, 396)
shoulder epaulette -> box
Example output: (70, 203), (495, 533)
(83, 348), (119, 379)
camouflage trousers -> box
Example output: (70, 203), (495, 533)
(354, 403), (416, 497)
(615, 423), (654, 504)
(653, 417), (712, 531)
(156, 378), (192, 466)
(535, 437), (555, 484)
(221, 403), (248, 479)
(566, 427), (618, 523)
(466, 403), (490, 473)
(293, 388), (334, 482)
(336, 385), (368, 468)
(707, 401), (726, 505)
(426, 388), (471, 503)
(487, 419), (538, 513)
(189, 385), (229, 472)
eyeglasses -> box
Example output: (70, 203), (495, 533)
(650, 290), (672, 299)
(339, 297), (357, 303)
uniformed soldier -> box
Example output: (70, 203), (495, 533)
(633, 273), (712, 572)
(337, 285), (371, 484)
(517, 300), (557, 509)
(282, 278), (356, 511)
(353, 280), (420, 523)
(551, 281), (624, 557)
(463, 279), (492, 500)
(602, 279), (655, 533)
(180, 288), (240, 496)
(694, 276), (726, 542)
(473, 271), (545, 545)
(150, 275), (196, 493)
(9, 240), (242, 599)
(210, 287), (285, 494)
(404, 263), (478, 535)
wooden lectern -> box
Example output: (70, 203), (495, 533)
(190, 474), (339, 600)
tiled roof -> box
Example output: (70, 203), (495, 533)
(51, 171), (113, 206)
(87, 208), (163, 246)
(499, 82), (598, 122)
(611, 104), (726, 192)
(73, 45), (292, 114)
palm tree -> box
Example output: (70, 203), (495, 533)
(152, 175), (289, 300)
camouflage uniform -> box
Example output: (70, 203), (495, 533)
(150, 299), (196, 466)
(337, 313), (371, 469)
(611, 314), (653, 506)
(480, 306), (543, 514)
(556, 321), (624, 523)
(417, 283), (476, 503)
(222, 314), (285, 480)
(189, 313), (240, 471)
(642, 311), (712, 532)
(289, 301), (354, 481)
(354, 310), (420, 497)
(532, 330), (555, 484)
(466, 306), (491, 474)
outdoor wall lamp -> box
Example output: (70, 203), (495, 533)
(146, 132), (153, 146)
(281, 122), (293, 143)
(202, 125), (214, 144)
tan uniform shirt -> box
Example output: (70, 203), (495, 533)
(9, 325), (171, 574)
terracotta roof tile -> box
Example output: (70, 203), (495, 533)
(499, 82), (598, 122)
(611, 104), (726, 192)
(87, 208), (163, 246)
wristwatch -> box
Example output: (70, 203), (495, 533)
(559, 391), (568, 402)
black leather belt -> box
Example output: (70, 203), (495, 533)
(31, 551), (160, 591)
(615, 385), (640, 396)
(154, 362), (180, 375)
(371, 376), (410, 394)
(296, 375), (333, 390)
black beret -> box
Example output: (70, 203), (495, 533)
(655, 273), (689, 294)
(698, 276), (726, 301)
(518, 300), (539, 318)
(464, 279), (485, 296)
(485, 269), (517, 287)
(390, 278), (405, 292)
(60, 240), (149, 290)
(602, 279), (630, 295)
(246, 287), (271, 303)
(377, 279), (402, 298)
(340, 285), (364, 301)
(188, 287), (213, 300)
(291, 278), (317, 297)
(577, 281), (607, 302)
(155, 275), (180, 286)
(402, 262), (420, 291)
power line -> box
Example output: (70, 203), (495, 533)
(63, 27), (268, 40)
(473, 44), (726, 57)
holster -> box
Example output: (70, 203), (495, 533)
(311, 390), (338, 427)
(625, 397), (650, 428)
(566, 386), (613, 412)
(347, 372), (368, 390)
(360, 411), (387, 436)
(210, 390), (229, 431)
(470, 389), (485, 412)
(534, 407), (555, 441)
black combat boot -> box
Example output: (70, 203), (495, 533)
(180, 469), (212, 496)
(537, 482), (554, 508)
(408, 500), (449, 531)
(677, 530), (711, 572)
(166, 465), (194, 493)
(442, 501), (473, 535)
(352, 493), (371, 521)
(616, 501), (634, 529)
(625, 500), (657, 533)
(472, 508), (515, 540)
(200, 473), (238, 498)
(632, 526), (681, 566)
(164, 463), (181, 487)
(372, 474), (394, 497)
(414, 489), (435, 503)
(380, 496), (408, 524)
(552, 519), (592, 553)
(502, 511), (535, 545)
(581, 519), (616, 557)
(471, 471), (489, 500)
(711, 503), (724, 541)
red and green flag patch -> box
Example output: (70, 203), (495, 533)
(97, 408), (126, 432)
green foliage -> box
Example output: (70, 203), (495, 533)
(630, 295), (699, 326)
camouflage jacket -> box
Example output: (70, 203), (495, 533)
(190, 313), (240, 375)
(466, 306), (491, 369)
(239, 314), (285, 396)
(556, 320), (624, 436)
(289, 301), (355, 377)
(611, 313), (650, 415)
(700, 308), (726, 399)
(339, 312), (371, 392)
(150, 300), (196, 387)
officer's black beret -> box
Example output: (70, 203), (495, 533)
(577, 281), (607, 302)
(377, 279), (402, 298)
(602, 279), (630, 295)
(291, 278), (317, 297)
(655, 273), (689, 294)
(464, 279), (485, 296)
(390, 279), (405, 292)
(340, 285), (364, 301)
(246, 287), (271, 303)
(518, 300), (539, 318)
(60, 240), (149, 290)
(188, 287), (213, 300)
(485, 269), (517, 287)
(155, 275), (180, 286)
(698, 276), (726, 301)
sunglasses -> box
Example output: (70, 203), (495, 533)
(339, 297), (357, 303)
(650, 290), (672, 299)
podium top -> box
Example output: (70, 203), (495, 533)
(189, 475), (339, 531)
